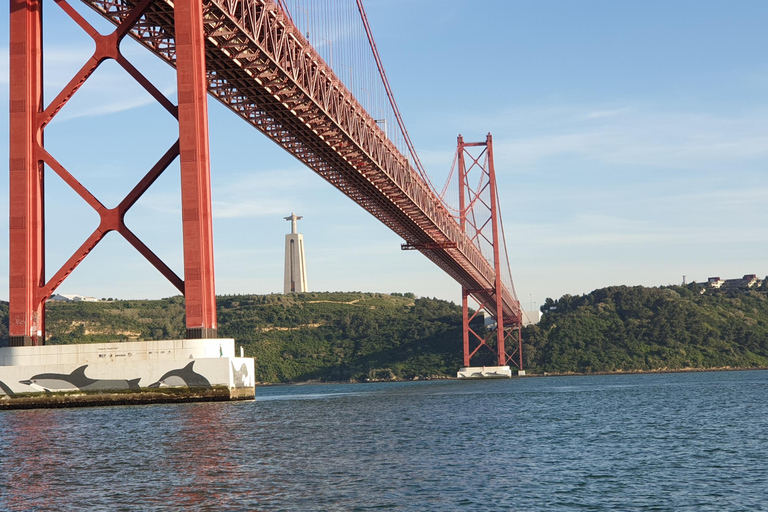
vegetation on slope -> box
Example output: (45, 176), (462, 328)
(2, 283), (768, 381)
(522, 282), (768, 374)
(0, 292), (467, 383)
(215, 292), (466, 382)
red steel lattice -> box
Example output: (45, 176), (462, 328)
(458, 135), (522, 369)
(8, 0), (217, 345)
(9, 0), (521, 359)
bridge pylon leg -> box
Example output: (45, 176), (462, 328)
(7, 0), (218, 342)
(8, 0), (44, 346)
(175, 0), (218, 339)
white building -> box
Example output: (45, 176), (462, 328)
(283, 213), (308, 294)
(48, 294), (98, 302)
(708, 274), (760, 289)
(707, 277), (724, 288)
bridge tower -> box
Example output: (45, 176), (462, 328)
(457, 134), (523, 374)
(8, 0), (217, 345)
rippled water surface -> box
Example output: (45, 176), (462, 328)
(2, 371), (767, 511)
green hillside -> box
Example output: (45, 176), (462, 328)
(0, 292), (468, 383)
(2, 283), (767, 381)
(522, 283), (768, 374)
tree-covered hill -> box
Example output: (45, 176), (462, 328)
(214, 292), (466, 382)
(0, 292), (467, 383)
(2, 283), (768, 381)
(523, 283), (768, 374)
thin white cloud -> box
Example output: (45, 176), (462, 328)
(50, 61), (177, 122)
(212, 170), (314, 219)
(584, 107), (630, 119)
(497, 132), (598, 167)
(213, 198), (293, 219)
(511, 210), (768, 250)
(0, 43), (177, 122)
(677, 187), (768, 208)
(514, 213), (673, 247)
(55, 91), (174, 121)
(488, 105), (768, 172)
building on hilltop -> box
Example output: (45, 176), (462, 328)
(707, 277), (724, 288)
(283, 213), (308, 294)
(723, 274), (759, 289)
(48, 294), (98, 302)
(707, 274), (760, 290)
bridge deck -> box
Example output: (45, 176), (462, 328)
(81, 0), (520, 322)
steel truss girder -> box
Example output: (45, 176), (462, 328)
(8, 0), (217, 345)
(77, 0), (519, 321)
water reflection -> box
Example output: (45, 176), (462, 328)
(161, 402), (273, 510)
(0, 411), (60, 511)
(1, 373), (766, 511)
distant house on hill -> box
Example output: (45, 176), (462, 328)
(707, 274), (760, 290)
(707, 277), (724, 288)
(48, 294), (98, 302)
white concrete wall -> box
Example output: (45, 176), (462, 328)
(0, 340), (254, 397)
(457, 366), (513, 379)
(0, 338), (236, 367)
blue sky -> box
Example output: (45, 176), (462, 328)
(1, 0), (767, 310)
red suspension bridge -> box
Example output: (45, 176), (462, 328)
(8, 0), (524, 369)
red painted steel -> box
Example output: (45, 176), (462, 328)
(7, 0), (218, 343)
(174, 0), (218, 338)
(10, 0), (522, 351)
(76, 0), (521, 320)
(9, 0), (45, 346)
(354, 0), (428, 186)
(487, 134), (506, 365)
(457, 135), (523, 369)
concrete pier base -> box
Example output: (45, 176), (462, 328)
(0, 339), (255, 409)
(457, 366), (513, 379)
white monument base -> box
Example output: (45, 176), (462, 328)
(0, 339), (255, 408)
(457, 366), (513, 379)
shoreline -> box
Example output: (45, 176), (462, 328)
(254, 365), (768, 386)
(532, 365), (768, 378)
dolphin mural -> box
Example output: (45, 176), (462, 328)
(19, 365), (141, 393)
(0, 380), (17, 398)
(231, 362), (251, 389)
(148, 361), (211, 389)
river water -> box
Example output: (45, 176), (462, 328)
(1, 370), (767, 511)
